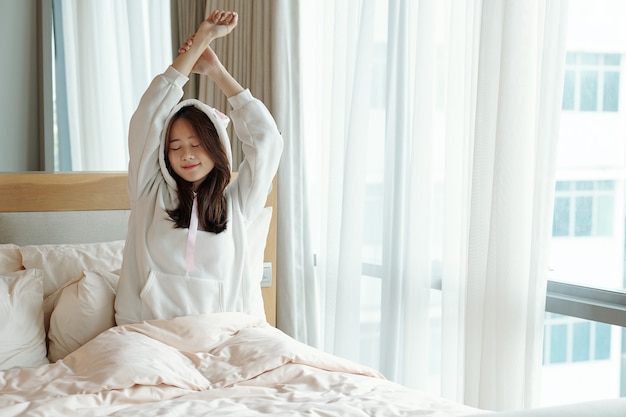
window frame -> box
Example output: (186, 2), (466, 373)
(546, 281), (626, 327)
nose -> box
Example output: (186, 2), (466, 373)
(182, 148), (195, 161)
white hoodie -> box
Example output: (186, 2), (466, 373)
(114, 66), (283, 326)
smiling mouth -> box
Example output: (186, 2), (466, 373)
(182, 163), (200, 170)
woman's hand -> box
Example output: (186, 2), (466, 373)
(173, 10), (237, 77)
(174, 10), (244, 97)
(202, 10), (238, 40)
(179, 35), (223, 76)
(178, 11), (238, 77)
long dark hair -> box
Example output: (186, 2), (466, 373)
(164, 105), (230, 233)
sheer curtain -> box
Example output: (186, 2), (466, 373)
(299, 0), (568, 411)
(55, 0), (171, 171)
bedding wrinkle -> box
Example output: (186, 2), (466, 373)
(0, 313), (484, 417)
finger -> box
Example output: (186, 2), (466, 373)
(209, 10), (222, 23)
(216, 11), (227, 23)
(225, 12), (237, 24)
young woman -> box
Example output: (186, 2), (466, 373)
(114, 10), (283, 325)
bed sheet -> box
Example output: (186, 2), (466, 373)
(0, 312), (485, 417)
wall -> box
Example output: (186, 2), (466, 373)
(0, 0), (40, 172)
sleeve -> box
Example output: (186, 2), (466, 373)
(127, 66), (188, 202)
(228, 89), (284, 221)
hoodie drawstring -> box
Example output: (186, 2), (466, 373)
(186, 193), (198, 273)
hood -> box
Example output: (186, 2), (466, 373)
(159, 99), (232, 198)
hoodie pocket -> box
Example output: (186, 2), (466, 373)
(140, 270), (224, 321)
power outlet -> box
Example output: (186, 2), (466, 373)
(261, 262), (272, 287)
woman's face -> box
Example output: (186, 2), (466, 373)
(167, 118), (215, 191)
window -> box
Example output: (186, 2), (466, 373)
(542, 311), (624, 406)
(544, 0), (626, 406)
(552, 180), (615, 237)
(543, 313), (612, 365)
(45, 0), (172, 171)
(562, 53), (621, 112)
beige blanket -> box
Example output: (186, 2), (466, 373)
(0, 313), (482, 416)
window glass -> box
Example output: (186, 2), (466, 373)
(572, 322), (591, 362)
(605, 54), (621, 65)
(579, 71), (598, 111)
(548, 323), (568, 364)
(598, 180), (615, 190)
(552, 197), (570, 236)
(574, 196), (592, 236)
(603, 71), (619, 111)
(555, 181), (571, 191)
(562, 52), (620, 112)
(581, 52), (600, 65)
(552, 181), (614, 238)
(595, 324), (612, 360)
(542, 314), (622, 405)
(596, 196), (614, 236)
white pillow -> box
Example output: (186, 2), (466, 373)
(19, 240), (124, 299)
(47, 270), (119, 362)
(0, 269), (48, 370)
(0, 243), (22, 274)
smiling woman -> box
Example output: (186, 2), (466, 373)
(43, 0), (172, 171)
(166, 106), (223, 192)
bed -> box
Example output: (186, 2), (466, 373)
(0, 171), (486, 417)
(1, 172), (624, 416)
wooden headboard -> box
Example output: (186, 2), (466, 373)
(0, 172), (277, 326)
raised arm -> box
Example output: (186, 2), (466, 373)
(176, 10), (244, 98)
(179, 10), (283, 220)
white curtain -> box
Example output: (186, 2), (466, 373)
(298, 0), (569, 411)
(271, 0), (321, 346)
(56, 0), (171, 171)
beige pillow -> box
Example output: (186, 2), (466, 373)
(0, 243), (22, 274)
(0, 269), (48, 370)
(19, 240), (124, 299)
(47, 270), (119, 362)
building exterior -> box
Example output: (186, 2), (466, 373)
(542, 0), (626, 405)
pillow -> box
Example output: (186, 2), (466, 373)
(0, 243), (22, 274)
(0, 269), (48, 370)
(19, 240), (124, 299)
(47, 269), (119, 362)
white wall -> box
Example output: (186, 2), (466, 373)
(0, 0), (41, 172)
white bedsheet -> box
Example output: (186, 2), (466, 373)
(0, 313), (484, 416)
